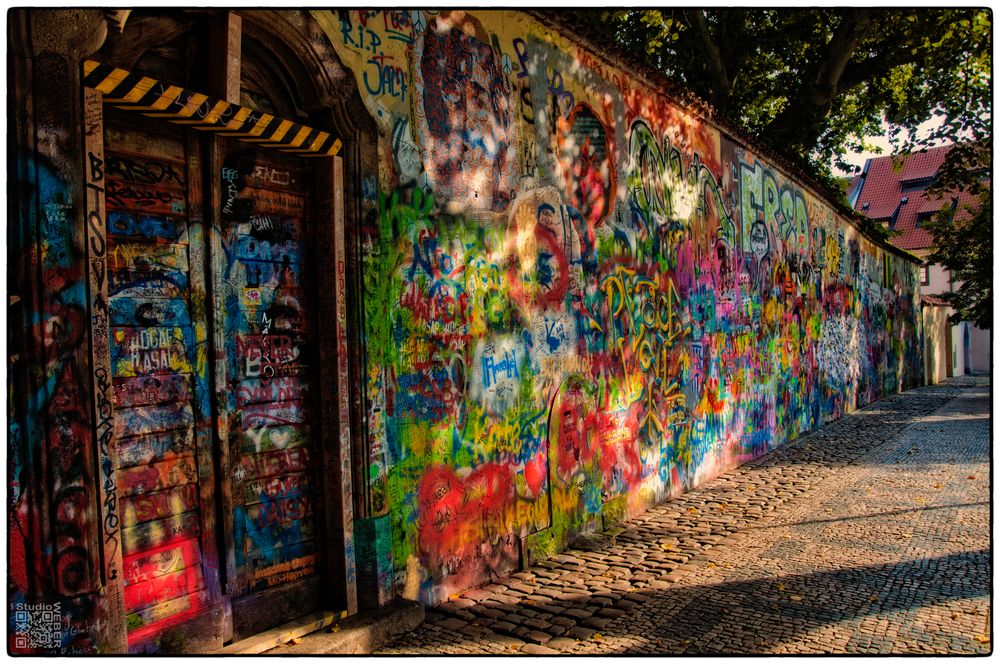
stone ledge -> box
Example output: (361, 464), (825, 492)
(219, 599), (425, 655)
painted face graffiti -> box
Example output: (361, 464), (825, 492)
(417, 13), (518, 212)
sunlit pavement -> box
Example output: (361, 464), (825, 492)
(378, 376), (990, 654)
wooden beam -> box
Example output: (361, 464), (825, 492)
(82, 87), (128, 654)
(214, 610), (338, 655)
(185, 124), (224, 609)
(207, 137), (239, 598)
(333, 156), (358, 615)
(316, 154), (359, 616)
(209, 12), (241, 104)
(83, 60), (342, 156)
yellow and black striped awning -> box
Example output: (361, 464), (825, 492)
(83, 60), (341, 157)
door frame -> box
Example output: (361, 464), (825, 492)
(207, 135), (356, 640)
(83, 89), (228, 653)
(81, 29), (362, 646)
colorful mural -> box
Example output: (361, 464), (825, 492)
(9, 149), (104, 653)
(314, 9), (922, 604)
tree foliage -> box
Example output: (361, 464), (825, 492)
(923, 195), (992, 329)
(573, 8), (992, 324)
(923, 138), (992, 330)
(573, 9), (990, 177)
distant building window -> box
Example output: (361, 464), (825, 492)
(901, 177), (933, 191)
(920, 265), (930, 286)
(916, 212), (935, 228)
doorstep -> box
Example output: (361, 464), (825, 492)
(213, 599), (425, 655)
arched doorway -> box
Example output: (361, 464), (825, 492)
(84, 9), (374, 651)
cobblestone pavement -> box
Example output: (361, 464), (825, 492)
(379, 376), (991, 655)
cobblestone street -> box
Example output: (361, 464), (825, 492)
(378, 377), (991, 655)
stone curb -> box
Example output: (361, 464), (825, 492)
(257, 600), (425, 655)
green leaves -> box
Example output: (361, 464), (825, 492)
(924, 194), (992, 328)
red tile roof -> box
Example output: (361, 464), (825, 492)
(852, 145), (983, 252)
(921, 294), (951, 307)
(953, 183), (988, 224)
(854, 145), (951, 219)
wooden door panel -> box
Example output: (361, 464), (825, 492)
(103, 113), (221, 651)
(216, 143), (324, 615)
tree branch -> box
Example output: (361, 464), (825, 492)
(814, 9), (874, 103)
(761, 9), (874, 150)
(838, 43), (937, 92)
(686, 9), (732, 113)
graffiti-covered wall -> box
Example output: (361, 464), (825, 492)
(313, 10), (922, 604)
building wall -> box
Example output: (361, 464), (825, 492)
(922, 262), (966, 376)
(313, 10), (923, 604)
(923, 305), (951, 384)
(924, 262), (953, 296)
(968, 325), (991, 373)
(921, 257), (990, 376)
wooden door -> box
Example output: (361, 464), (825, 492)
(213, 141), (327, 638)
(102, 110), (223, 651)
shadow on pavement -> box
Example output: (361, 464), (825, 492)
(750, 382), (989, 470)
(409, 548), (989, 654)
(628, 547), (990, 654)
(744, 501), (990, 531)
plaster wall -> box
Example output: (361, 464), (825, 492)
(968, 325), (990, 374)
(924, 263), (953, 298)
(922, 305), (950, 384)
